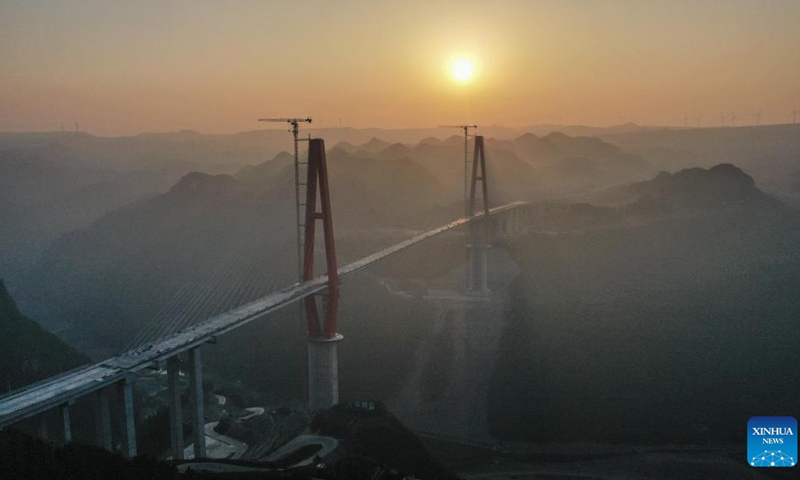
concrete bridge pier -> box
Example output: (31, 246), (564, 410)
(187, 347), (206, 458)
(496, 207), (526, 238)
(513, 207), (525, 234)
(29, 402), (73, 445)
(166, 347), (206, 460)
(37, 412), (48, 441)
(60, 402), (72, 443)
(117, 377), (136, 458)
(511, 209), (520, 235)
(167, 356), (184, 460)
(307, 334), (343, 412)
(95, 387), (113, 451)
(467, 223), (490, 296)
(503, 214), (510, 236)
(91, 379), (136, 456)
(468, 243), (490, 294)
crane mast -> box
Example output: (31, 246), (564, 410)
(258, 117), (313, 281)
(440, 125), (478, 217)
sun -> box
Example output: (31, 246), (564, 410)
(450, 58), (475, 84)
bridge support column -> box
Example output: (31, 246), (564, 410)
(188, 347), (206, 459)
(117, 378), (136, 458)
(468, 244), (490, 294)
(467, 224), (490, 296)
(60, 402), (72, 443)
(513, 209), (521, 235)
(307, 334), (343, 412)
(37, 413), (48, 441)
(96, 388), (112, 451)
(167, 356), (184, 460)
(466, 135), (490, 296)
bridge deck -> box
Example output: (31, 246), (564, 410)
(0, 202), (525, 429)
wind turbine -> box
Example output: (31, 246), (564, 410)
(694, 114), (702, 128)
(752, 109), (762, 126)
(731, 112), (737, 127)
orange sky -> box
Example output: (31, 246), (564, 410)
(2, 1), (799, 135)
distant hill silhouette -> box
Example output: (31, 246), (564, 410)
(376, 142), (411, 160)
(621, 163), (781, 213)
(167, 171), (239, 198)
(332, 140), (358, 153)
(600, 123), (800, 202)
(0, 130), (255, 288)
(234, 151), (294, 191)
(359, 137), (391, 154)
(418, 136), (442, 145)
(508, 131), (649, 177)
(0, 279), (89, 392)
(350, 132), (648, 202)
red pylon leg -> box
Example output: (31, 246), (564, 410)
(468, 135), (489, 217)
(301, 138), (340, 338)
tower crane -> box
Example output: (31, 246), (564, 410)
(258, 117), (313, 281)
(440, 125), (478, 217)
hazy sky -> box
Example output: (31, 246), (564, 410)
(2, 0), (799, 135)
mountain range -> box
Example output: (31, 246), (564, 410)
(591, 163), (782, 212)
(600, 123), (800, 204)
(2, 127), (790, 362)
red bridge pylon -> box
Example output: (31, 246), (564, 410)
(301, 138), (342, 411)
(302, 138), (340, 338)
(468, 135), (489, 217)
(467, 135), (490, 295)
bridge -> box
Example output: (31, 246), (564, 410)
(0, 135), (530, 460)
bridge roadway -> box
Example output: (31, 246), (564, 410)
(0, 202), (526, 429)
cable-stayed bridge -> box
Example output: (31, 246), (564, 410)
(0, 136), (530, 460)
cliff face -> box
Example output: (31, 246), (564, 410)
(0, 279), (90, 391)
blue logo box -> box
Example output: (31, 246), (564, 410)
(748, 416), (796, 467)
